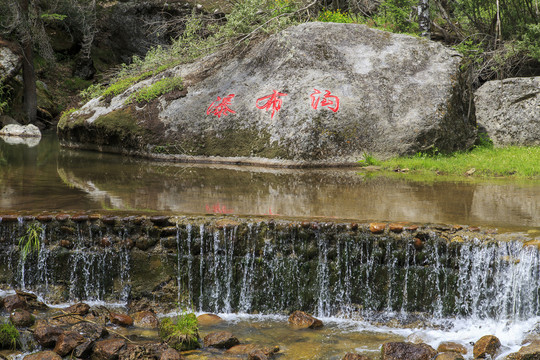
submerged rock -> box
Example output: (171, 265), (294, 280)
(381, 342), (437, 360)
(343, 353), (370, 360)
(196, 313), (223, 326)
(203, 331), (240, 349)
(473, 335), (501, 359)
(475, 77), (540, 146)
(288, 310), (323, 329)
(59, 22), (475, 166)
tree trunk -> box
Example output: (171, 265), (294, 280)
(418, 0), (430, 38)
(20, 0), (37, 124)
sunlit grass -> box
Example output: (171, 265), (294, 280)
(380, 146), (540, 178)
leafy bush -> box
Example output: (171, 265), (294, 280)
(159, 312), (200, 351)
(127, 77), (183, 104)
(318, 9), (356, 23)
(0, 321), (20, 350)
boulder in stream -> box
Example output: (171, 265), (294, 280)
(0, 124), (41, 138)
(59, 22), (476, 166)
(23, 351), (62, 360)
(473, 335), (501, 359)
(53, 331), (86, 357)
(343, 353), (370, 360)
(9, 308), (35, 327)
(33, 320), (64, 348)
(381, 342), (437, 360)
(203, 331), (240, 349)
(91, 338), (126, 360)
(506, 340), (540, 360)
(288, 310), (323, 329)
(132, 310), (159, 328)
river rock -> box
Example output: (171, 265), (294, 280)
(59, 22), (475, 166)
(3, 294), (27, 312)
(23, 351), (62, 360)
(65, 302), (90, 315)
(0, 124), (41, 138)
(203, 331), (240, 349)
(343, 353), (370, 360)
(110, 312), (134, 327)
(132, 310), (159, 328)
(53, 331), (86, 357)
(227, 344), (279, 356)
(381, 342), (437, 360)
(160, 347), (184, 360)
(33, 320), (64, 348)
(197, 313), (223, 326)
(91, 338), (126, 360)
(9, 308), (35, 327)
(475, 77), (540, 146)
(506, 340), (540, 360)
(0, 41), (22, 83)
(437, 341), (467, 354)
(288, 310), (323, 329)
(473, 335), (501, 359)
(435, 353), (465, 360)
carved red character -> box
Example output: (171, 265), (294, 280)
(310, 89), (340, 113)
(207, 94), (236, 118)
(256, 90), (288, 119)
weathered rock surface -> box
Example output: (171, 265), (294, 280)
(0, 124), (42, 138)
(435, 352), (465, 360)
(473, 335), (501, 359)
(203, 331), (240, 349)
(110, 312), (134, 327)
(288, 310), (323, 329)
(53, 331), (86, 357)
(197, 313), (223, 326)
(475, 77), (540, 146)
(9, 308), (35, 327)
(343, 353), (370, 360)
(0, 41), (22, 83)
(381, 342), (437, 360)
(33, 320), (64, 348)
(437, 341), (467, 354)
(92, 338), (126, 360)
(132, 310), (159, 328)
(23, 351), (62, 360)
(59, 22), (475, 166)
(65, 302), (90, 316)
(506, 340), (540, 360)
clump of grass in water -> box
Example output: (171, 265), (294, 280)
(19, 222), (44, 261)
(0, 321), (21, 350)
(159, 310), (200, 351)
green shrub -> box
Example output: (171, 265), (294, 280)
(159, 313), (200, 351)
(0, 322), (20, 350)
(318, 9), (355, 23)
(127, 77), (183, 104)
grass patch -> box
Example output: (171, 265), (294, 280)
(0, 321), (20, 350)
(159, 313), (200, 351)
(126, 77), (183, 104)
(380, 146), (540, 178)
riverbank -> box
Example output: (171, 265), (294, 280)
(365, 145), (540, 179)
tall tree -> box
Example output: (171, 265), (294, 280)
(418, 0), (430, 38)
(20, 0), (37, 124)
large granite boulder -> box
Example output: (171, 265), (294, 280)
(0, 41), (22, 83)
(59, 22), (475, 166)
(475, 76), (540, 146)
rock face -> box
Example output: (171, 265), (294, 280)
(381, 342), (438, 360)
(59, 22), (476, 166)
(475, 77), (540, 146)
(0, 41), (22, 83)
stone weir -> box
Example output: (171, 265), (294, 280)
(0, 213), (539, 321)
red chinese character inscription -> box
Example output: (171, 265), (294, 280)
(310, 89), (340, 113)
(256, 90), (288, 119)
(207, 94), (236, 118)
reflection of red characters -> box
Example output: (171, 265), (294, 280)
(256, 90), (288, 119)
(310, 89), (340, 112)
(207, 94), (236, 118)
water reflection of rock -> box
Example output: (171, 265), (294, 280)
(0, 134), (41, 147)
(56, 155), (540, 227)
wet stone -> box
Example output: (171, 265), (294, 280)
(55, 214), (70, 221)
(102, 216), (118, 225)
(9, 308), (35, 327)
(23, 351), (62, 360)
(437, 342), (467, 354)
(65, 302), (90, 316)
(473, 335), (501, 359)
(53, 331), (85, 357)
(33, 320), (64, 348)
(370, 222), (386, 234)
(110, 313), (134, 327)
(435, 353), (465, 360)
(203, 331), (240, 349)
(36, 214), (54, 222)
(132, 311), (159, 329)
(381, 342), (437, 360)
(92, 338), (126, 360)
(389, 223), (404, 233)
(3, 294), (27, 312)
(71, 214), (89, 222)
(0, 215), (19, 222)
(197, 313), (223, 326)
(160, 347), (184, 360)
(343, 353), (370, 360)
(288, 311), (323, 329)
(506, 340), (540, 360)
(150, 216), (170, 226)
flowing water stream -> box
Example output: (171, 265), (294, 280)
(1, 134), (540, 359)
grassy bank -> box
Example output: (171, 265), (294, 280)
(370, 146), (540, 178)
